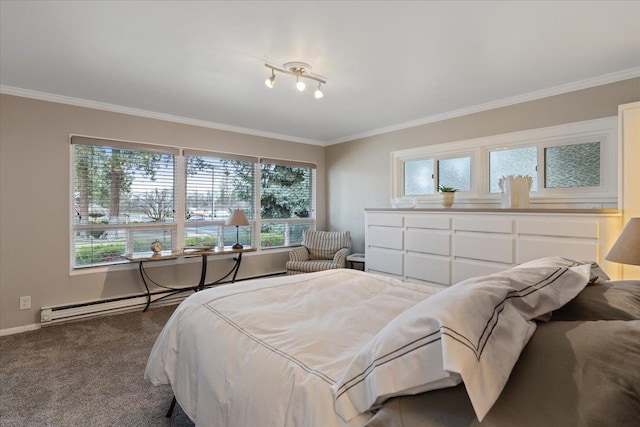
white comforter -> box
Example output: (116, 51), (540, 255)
(145, 269), (440, 427)
(145, 259), (591, 426)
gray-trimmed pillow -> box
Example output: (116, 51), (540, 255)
(552, 280), (640, 321)
(585, 261), (611, 284)
(555, 258), (610, 284)
(516, 258), (610, 284)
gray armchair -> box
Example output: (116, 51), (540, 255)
(286, 230), (351, 275)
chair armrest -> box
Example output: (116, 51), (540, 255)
(333, 248), (350, 267)
(289, 246), (310, 262)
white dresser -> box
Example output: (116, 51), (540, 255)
(364, 209), (622, 286)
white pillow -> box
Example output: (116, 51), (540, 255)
(515, 256), (610, 284)
(332, 258), (591, 422)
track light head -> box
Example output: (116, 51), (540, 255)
(265, 71), (276, 88)
(296, 77), (306, 92)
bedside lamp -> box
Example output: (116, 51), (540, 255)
(606, 217), (640, 266)
(225, 209), (250, 250)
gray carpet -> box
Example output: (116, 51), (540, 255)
(0, 305), (194, 426)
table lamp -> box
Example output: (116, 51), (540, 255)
(225, 209), (250, 249)
(605, 217), (640, 266)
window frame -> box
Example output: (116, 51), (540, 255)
(538, 137), (609, 195)
(71, 136), (180, 269)
(401, 151), (475, 197)
(391, 117), (617, 207)
(435, 153), (474, 193)
(183, 149), (258, 250)
(257, 158), (317, 249)
(487, 144), (539, 194)
(70, 136), (316, 271)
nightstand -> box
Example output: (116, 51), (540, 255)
(347, 253), (365, 271)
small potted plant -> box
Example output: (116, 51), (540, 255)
(438, 185), (458, 208)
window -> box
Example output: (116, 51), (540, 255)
(390, 117), (616, 207)
(438, 156), (471, 191)
(71, 138), (316, 269)
(72, 137), (178, 267)
(402, 155), (471, 195)
(489, 146), (538, 193)
(545, 141), (600, 188)
(184, 150), (256, 249)
(404, 159), (434, 195)
(488, 141), (602, 193)
(260, 159), (315, 248)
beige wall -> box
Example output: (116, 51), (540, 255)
(326, 78), (640, 253)
(0, 94), (326, 331)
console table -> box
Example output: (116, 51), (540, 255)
(127, 246), (256, 311)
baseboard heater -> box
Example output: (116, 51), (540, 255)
(40, 291), (185, 326)
(40, 271), (285, 326)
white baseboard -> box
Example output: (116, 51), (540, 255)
(0, 323), (41, 336)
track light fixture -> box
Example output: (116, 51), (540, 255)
(264, 62), (326, 98)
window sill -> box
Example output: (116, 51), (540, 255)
(368, 207), (619, 214)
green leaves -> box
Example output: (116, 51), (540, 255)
(438, 185), (458, 192)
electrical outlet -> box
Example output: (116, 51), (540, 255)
(19, 296), (31, 310)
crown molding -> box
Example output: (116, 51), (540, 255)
(3, 65), (639, 147)
(0, 85), (326, 146)
(327, 66), (640, 145)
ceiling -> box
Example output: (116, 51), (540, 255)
(1, 1), (640, 146)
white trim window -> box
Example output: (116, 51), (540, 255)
(71, 136), (179, 268)
(71, 137), (316, 268)
(488, 137), (606, 194)
(391, 117), (617, 208)
(393, 149), (479, 202)
(259, 158), (316, 249)
(183, 149), (257, 250)
(488, 145), (538, 193)
(404, 154), (473, 196)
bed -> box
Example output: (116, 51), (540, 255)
(144, 257), (640, 426)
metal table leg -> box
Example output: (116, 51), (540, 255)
(139, 261), (152, 312)
(165, 396), (177, 418)
(138, 250), (245, 311)
(196, 254), (208, 291)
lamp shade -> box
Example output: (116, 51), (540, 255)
(606, 217), (640, 266)
(225, 209), (250, 227)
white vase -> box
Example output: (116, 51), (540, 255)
(498, 175), (532, 208)
(441, 192), (455, 208)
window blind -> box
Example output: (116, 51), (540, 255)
(259, 159), (315, 248)
(260, 160), (314, 219)
(71, 138), (177, 267)
(70, 138), (317, 266)
(184, 152), (256, 221)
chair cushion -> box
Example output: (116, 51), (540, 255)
(288, 246), (310, 262)
(286, 260), (342, 273)
(303, 230), (351, 260)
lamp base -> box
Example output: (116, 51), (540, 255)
(232, 242), (244, 250)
